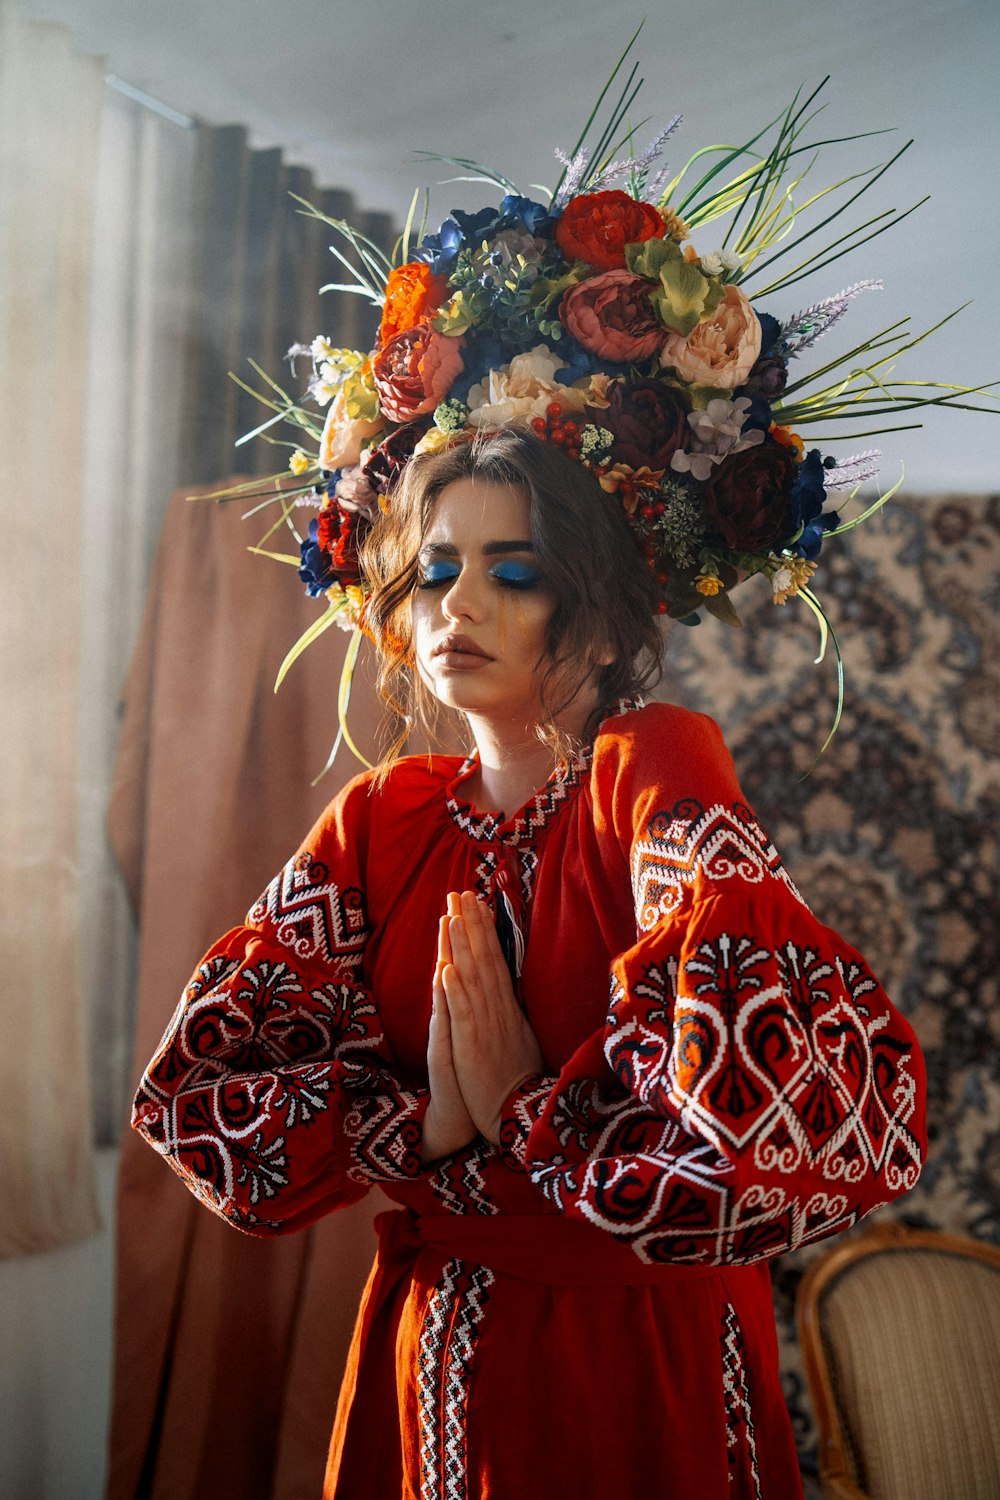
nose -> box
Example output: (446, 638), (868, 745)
(440, 566), (485, 623)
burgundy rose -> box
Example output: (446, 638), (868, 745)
(362, 419), (430, 494)
(740, 352), (788, 400)
(595, 379), (691, 472)
(701, 444), (797, 551)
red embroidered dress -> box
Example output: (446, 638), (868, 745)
(133, 701), (926, 1499)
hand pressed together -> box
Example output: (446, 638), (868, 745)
(422, 890), (544, 1162)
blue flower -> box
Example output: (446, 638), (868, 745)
(413, 218), (464, 276)
(554, 336), (631, 387)
(757, 311), (782, 356)
(449, 332), (507, 404)
(788, 449), (840, 558)
(298, 518), (335, 597)
(451, 206), (501, 242)
(497, 194), (555, 238)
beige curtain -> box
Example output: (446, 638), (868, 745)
(0, 1), (106, 1255)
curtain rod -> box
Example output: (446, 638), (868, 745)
(106, 74), (194, 129)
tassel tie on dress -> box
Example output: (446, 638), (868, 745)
(488, 849), (528, 989)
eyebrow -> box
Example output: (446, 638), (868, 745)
(419, 540), (536, 557)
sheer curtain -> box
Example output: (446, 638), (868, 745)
(79, 83), (198, 1148)
(0, 1), (108, 1255)
(0, 0), (198, 1251)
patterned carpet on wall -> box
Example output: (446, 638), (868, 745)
(657, 493), (1000, 1487)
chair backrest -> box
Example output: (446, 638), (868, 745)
(797, 1222), (1000, 1500)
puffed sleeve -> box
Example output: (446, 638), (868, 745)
(131, 770), (431, 1236)
(499, 706), (927, 1265)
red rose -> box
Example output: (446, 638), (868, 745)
(555, 190), (666, 271)
(701, 444), (797, 551)
(373, 322), (464, 423)
(559, 271), (666, 362)
(596, 379), (691, 472)
(316, 501), (365, 585)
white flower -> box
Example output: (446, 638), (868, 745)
(467, 344), (588, 428)
(697, 249), (744, 277)
(311, 335), (337, 363)
(670, 396), (765, 481)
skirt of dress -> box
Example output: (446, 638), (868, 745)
(324, 1211), (804, 1500)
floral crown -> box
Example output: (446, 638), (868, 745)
(219, 38), (993, 763)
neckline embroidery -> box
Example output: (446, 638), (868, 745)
(445, 695), (645, 845)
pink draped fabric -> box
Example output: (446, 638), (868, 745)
(106, 481), (388, 1500)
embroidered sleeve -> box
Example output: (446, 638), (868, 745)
(131, 784), (431, 1235)
(507, 711), (927, 1265)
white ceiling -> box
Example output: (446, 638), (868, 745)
(17, 0), (1000, 487)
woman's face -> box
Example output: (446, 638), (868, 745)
(411, 477), (566, 729)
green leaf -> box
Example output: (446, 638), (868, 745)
(703, 591), (744, 627)
(274, 602), (341, 692)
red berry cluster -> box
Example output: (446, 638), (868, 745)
(530, 401), (585, 462)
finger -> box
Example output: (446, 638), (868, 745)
(462, 890), (516, 1000)
(446, 917), (486, 1010)
(459, 892), (502, 1002)
(441, 961), (473, 1024)
(437, 913), (453, 970)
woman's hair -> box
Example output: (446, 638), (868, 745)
(359, 429), (664, 777)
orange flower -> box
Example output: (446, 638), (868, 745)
(379, 263), (447, 348)
(597, 463), (665, 516)
(770, 423), (805, 460)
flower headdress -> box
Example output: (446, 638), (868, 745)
(216, 34), (995, 768)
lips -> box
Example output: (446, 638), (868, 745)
(432, 634), (493, 660)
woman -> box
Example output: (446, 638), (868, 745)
(133, 430), (926, 1500)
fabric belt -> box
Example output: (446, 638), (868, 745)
(373, 1206), (731, 1288)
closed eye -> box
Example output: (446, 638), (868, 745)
(489, 562), (545, 589)
(416, 561), (461, 589)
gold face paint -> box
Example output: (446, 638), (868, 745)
(496, 585), (507, 654)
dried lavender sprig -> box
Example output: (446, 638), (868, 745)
(777, 280), (883, 356)
(553, 148), (590, 207)
(585, 115), (684, 194)
(822, 448), (882, 489)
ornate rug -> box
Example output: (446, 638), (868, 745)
(658, 493), (1000, 1485)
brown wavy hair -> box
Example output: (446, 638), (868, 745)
(359, 429), (664, 779)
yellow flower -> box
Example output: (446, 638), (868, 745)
(289, 448), (313, 476)
(770, 557), (817, 605)
(414, 426), (452, 457)
(659, 205), (690, 242)
(695, 573), (724, 596)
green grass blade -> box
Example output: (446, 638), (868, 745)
(274, 602), (340, 692)
(796, 587), (844, 775)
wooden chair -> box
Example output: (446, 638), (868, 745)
(797, 1221), (1000, 1499)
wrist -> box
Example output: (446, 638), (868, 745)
(496, 1073), (554, 1168)
(421, 1101), (476, 1165)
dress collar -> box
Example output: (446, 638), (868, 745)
(444, 695), (644, 845)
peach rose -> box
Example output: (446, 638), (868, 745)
(660, 284), (762, 389)
(373, 323), (465, 424)
(319, 390), (383, 470)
